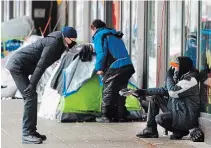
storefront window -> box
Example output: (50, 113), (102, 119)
(121, 1), (131, 52)
(200, 1), (211, 113)
(147, 1), (158, 88)
(131, 1), (138, 82)
(168, 1), (182, 64)
(76, 1), (84, 42)
(185, 0), (198, 67)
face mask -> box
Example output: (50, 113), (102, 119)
(68, 41), (76, 49)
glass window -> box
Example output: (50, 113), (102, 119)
(168, 1), (182, 64)
(97, 1), (104, 20)
(200, 1), (211, 114)
(147, 1), (158, 88)
(131, 1), (138, 82)
(76, 1), (84, 42)
(121, 1), (131, 52)
(184, 0), (198, 67)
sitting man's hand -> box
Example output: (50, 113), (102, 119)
(167, 67), (175, 78)
(136, 89), (147, 96)
(24, 84), (36, 97)
(96, 70), (104, 75)
(119, 88), (139, 97)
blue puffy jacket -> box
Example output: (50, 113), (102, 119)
(92, 28), (133, 71)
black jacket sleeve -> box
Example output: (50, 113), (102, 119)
(146, 87), (169, 96)
(30, 41), (58, 87)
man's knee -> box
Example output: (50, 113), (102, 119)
(155, 114), (163, 125)
(150, 95), (160, 103)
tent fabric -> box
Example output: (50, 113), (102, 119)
(38, 43), (143, 122)
(56, 75), (142, 122)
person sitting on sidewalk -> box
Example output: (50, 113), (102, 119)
(119, 56), (200, 140)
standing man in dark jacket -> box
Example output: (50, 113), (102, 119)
(120, 57), (200, 139)
(90, 19), (135, 123)
(6, 26), (77, 144)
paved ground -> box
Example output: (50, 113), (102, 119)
(1, 100), (211, 148)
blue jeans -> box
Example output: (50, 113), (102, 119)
(10, 70), (37, 136)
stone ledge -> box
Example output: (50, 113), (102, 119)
(199, 112), (211, 145)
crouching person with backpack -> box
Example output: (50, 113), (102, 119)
(90, 19), (135, 123)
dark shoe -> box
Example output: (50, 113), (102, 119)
(34, 132), (47, 141)
(170, 131), (189, 140)
(22, 135), (42, 144)
(136, 127), (159, 138)
(112, 117), (128, 122)
(96, 117), (110, 123)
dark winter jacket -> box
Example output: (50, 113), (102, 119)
(6, 31), (66, 87)
(144, 57), (200, 130)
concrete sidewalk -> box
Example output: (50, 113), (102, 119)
(1, 100), (210, 148)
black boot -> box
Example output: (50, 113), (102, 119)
(22, 135), (42, 144)
(136, 127), (159, 138)
(34, 132), (47, 141)
(96, 116), (110, 123)
(170, 131), (189, 140)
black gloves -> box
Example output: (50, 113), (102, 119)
(24, 84), (36, 97)
(166, 67), (175, 78)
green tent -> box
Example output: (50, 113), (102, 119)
(56, 75), (143, 122)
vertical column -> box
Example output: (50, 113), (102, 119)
(104, 1), (113, 28)
(83, 0), (91, 42)
(1, 1), (4, 22)
(9, 1), (13, 19)
(3, 1), (7, 21)
(13, 0), (16, 18)
(20, 1), (24, 17)
(25, 0), (32, 17)
(6, 0), (10, 21)
(156, 1), (168, 87)
(68, 0), (75, 27)
(181, 1), (186, 55)
(197, 1), (202, 69)
(136, 1), (146, 87)
(16, 0), (20, 18)
(57, 1), (66, 30)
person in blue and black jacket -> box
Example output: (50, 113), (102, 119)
(90, 19), (135, 123)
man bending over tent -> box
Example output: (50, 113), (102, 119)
(6, 26), (77, 144)
(90, 19), (135, 123)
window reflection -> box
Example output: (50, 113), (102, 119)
(185, 0), (198, 67)
(122, 1), (130, 52)
(200, 1), (211, 113)
(131, 1), (138, 82)
(169, 1), (182, 64)
(147, 1), (157, 88)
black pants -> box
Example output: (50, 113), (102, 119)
(102, 72), (132, 119)
(148, 95), (188, 134)
(9, 70), (37, 136)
